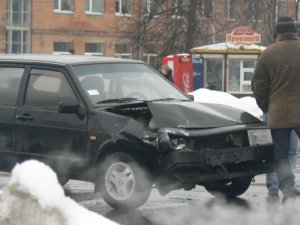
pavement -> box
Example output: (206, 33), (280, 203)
(1, 157), (300, 189)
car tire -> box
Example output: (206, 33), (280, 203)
(57, 174), (69, 186)
(204, 177), (252, 198)
(96, 152), (152, 210)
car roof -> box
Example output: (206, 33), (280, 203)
(0, 54), (143, 66)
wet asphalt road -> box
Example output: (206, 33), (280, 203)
(63, 175), (300, 225)
(1, 173), (300, 225)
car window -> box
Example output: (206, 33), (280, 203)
(24, 69), (76, 110)
(0, 67), (24, 106)
(72, 63), (188, 105)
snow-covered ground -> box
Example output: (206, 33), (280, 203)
(0, 160), (118, 225)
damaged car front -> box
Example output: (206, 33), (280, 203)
(71, 60), (274, 209)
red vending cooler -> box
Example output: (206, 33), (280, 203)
(162, 54), (194, 93)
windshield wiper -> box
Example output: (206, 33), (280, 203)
(149, 98), (183, 102)
(96, 98), (140, 104)
(149, 98), (191, 102)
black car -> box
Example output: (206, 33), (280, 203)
(0, 54), (274, 209)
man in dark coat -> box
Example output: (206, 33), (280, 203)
(252, 16), (300, 202)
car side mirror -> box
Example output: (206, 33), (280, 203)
(58, 100), (86, 119)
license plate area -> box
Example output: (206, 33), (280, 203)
(247, 129), (273, 146)
(205, 149), (254, 166)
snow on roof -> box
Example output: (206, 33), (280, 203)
(0, 160), (118, 225)
(191, 42), (266, 51)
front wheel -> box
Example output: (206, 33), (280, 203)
(204, 177), (252, 198)
(95, 152), (152, 210)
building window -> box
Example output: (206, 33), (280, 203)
(0, 67), (24, 106)
(86, 0), (103, 14)
(54, 0), (73, 12)
(114, 44), (131, 59)
(200, 0), (213, 19)
(227, 60), (255, 93)
(85, 43), (103, 56)
(142, 53), (159, 68)
(142, 0), (161, 16)
(6, 0), (30, 53)
(115, 0), (132, 15)
(25, 69), (76, 109)
(205, 59), (223, 91)
(278, 0), (288, 18)
(53, 41), (74, 55)
(252, 0), (263, 22)
(6, 30), (29, 54)
(6, 0), (31, 26)
(225, 0), (239, 20)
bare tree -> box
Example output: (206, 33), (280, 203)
(115, 0), (294, 68)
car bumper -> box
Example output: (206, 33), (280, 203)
(159, 145), (274, 183)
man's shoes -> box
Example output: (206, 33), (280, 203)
(267, 186), (279, 202)
(282, 194), (295, 204)
(293, 188), (300, 196)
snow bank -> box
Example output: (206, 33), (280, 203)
(0, 160), (118, 225)
(189, 88), (263, 119)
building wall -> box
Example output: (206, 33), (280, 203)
(0, 1), (7, 53)
(0, 0), (298, 56)
(31, 0), (139, 56)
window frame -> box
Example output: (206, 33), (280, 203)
(24, 68), (77, 110)
(224, 0), (239, 21)
(200, 0), (214, 19)
(84, 42), (104, 56)
(251, 0), (263, 22)
(114, 43), (132, 59)
(53, 41), (74, 55)
(115, 0), (133, 16)
(85, 0), (103, 15)
(54, 0), (74, 13)
(0, 66), (25, 106)
(227, 56), (257, 94)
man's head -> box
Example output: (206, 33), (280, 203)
(273, 16), (297, 40)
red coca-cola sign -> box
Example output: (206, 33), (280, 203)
(226, 26), (261, 45)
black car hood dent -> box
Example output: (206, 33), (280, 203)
(147, 101), (260, 129)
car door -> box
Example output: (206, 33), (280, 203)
(15, 66), (87, 175)
(0, 65), (25, 171)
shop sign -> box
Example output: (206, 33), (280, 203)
(226, 26), (261, 45)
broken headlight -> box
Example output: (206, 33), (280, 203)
(158, 130), (186, 152)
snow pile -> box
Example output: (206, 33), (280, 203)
(189, 88), (263, 119)
(0, 160), (118, 225)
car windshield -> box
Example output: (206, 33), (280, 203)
(72, 63), (188, 105)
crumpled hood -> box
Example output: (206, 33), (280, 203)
(147, 101), (260, 129)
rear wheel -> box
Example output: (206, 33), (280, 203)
(204, 177), (252, 198)
(95, 152), (152, 209)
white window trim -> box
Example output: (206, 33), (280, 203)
(114, 53), (132, 58)
(227, 59), (256, 94)
(54, 0), (73, 13)
(200, 0), (214, 19)
(115, 0), (132, 16)
(143, 0), (160, 17)
(84, 53), (103, 56)
(204, 59), (224, 91)
(252, 1), (263, 22)
(225, 0), (238, 21)
(53, 52), (73, 55)
(85, 0), (103, 15)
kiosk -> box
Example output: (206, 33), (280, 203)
(190, 27), (265, 97)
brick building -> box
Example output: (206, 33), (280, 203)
(0, 0), (298, 67)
